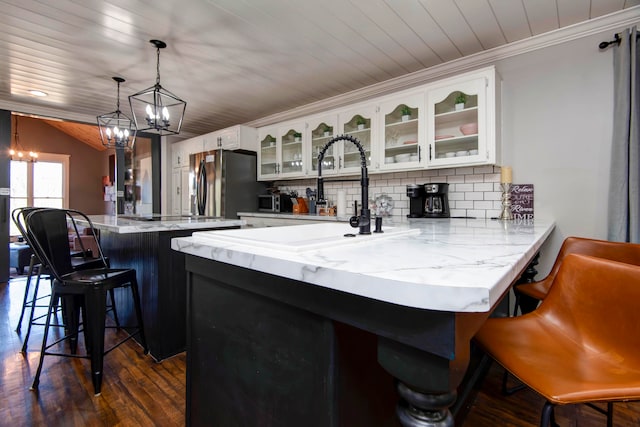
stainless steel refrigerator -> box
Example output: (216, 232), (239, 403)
(189, 150), (266, 218)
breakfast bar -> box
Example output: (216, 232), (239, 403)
(172, 218), (555, 426)
(80, 215), (244, 360)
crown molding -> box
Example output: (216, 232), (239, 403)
(246, 6), (640, 128)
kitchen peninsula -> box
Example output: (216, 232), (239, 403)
(81, 215), (244, 360)
(172, 218), (554, 426)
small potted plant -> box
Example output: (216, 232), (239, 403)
(454, 93), (466, 111)
(323, 124), (333, 137)
(293, 132), (302, 142)
(401, 105), (412, 121)
(355, 115), (366, 130)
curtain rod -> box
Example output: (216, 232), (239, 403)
(599, 32), (640, 50)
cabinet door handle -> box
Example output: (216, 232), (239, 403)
(418, 146), (421, 162)
(429, 144), (432, 161)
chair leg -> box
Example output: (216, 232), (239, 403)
(540, 402), (555, 427)
(607, 402), (613, 427)
(129, 277), (148, 354)
(108, 289), (120, 328)
(84, 288), (108, 396)
(16, 256), (37, 332)
(21, 271), (43, 353)
(30, 288), (58, 391)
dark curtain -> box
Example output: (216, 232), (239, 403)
(608, 26), (640, 243)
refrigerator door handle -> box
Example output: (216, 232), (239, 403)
(197, 159), (207, 215)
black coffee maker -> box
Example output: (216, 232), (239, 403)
(424, 183), (450, 218)
(406, 184), (426, 218)
(406, 183), (450, 218)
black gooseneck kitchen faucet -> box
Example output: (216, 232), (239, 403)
(317, 134), (371, 235)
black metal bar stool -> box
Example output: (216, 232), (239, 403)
(26, 208), (148, 395)
(12, 207), (118, 353)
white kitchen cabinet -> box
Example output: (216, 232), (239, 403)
(257, 122), (306, 180)
(279, 122), (306, 177)
(426, 67), (498, 168)
(338, 105), (376, 174)
(171, 166), (191, 216)
(207, 125), (258, 151)
(255, 66), (499, 181)
(376, 92), (425, 171)
(258, 127), (279, 180)
(306, 114), (339, 177)
(171, 142), (187, 169)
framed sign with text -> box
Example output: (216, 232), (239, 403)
(510, 184), (534, 220)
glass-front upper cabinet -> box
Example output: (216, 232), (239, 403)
(378, 92), (425, 171)
(279, 122), (305, 177)
(426, 68), (497, 168)
(338, 106), (375, 174)
(258, 127), (279, 180)
(307, 115), (338, 176)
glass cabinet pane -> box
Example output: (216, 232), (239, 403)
(280, 128), (303, 175)
(383, 103), (419, 165)
(341, 113), (371, 169)
(259, 133), (277, 176)
(433, 90), (479, 160)
(310, 122), (335, 172)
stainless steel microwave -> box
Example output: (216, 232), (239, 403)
(258, 194), (293, 212)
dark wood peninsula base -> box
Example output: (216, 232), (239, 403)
(99, 227), (239, 361)
(184, 254), (503, 427)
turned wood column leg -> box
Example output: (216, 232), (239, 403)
(396, 382), (456, 427)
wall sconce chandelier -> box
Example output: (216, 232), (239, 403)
(97, 77), (137, 150)
(129, 39), (186, 135)
(9, 115), (38, 161)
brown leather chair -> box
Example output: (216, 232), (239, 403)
(514, 236), (640, 315)
(475, 254), (640, 427)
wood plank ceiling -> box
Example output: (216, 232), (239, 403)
(0, 0), (639, 150)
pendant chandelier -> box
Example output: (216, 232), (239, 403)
(9, 115), (38, 162)
(129, 39), (186, 135)
(97, 77), (137, 150)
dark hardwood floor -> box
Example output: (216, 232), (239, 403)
(1, 276), (639, 426)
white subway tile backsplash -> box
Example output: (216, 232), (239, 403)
(465, 192), (483, 201)
(485, 191), (501, 201)
(474, 200), (493, 210)
(474, 166), (495, 174)
(278, 165), (501, 220)
(474, 183), (493, 192)
(455, 183), (474, 192)
(448, 191), (464, 201)
(465, 174), (484, 183)
(445, 174), (465, 184)
(456, 200), (474, 209)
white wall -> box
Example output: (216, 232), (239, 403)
(495, 30), (614, 274)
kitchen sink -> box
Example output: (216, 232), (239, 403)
(191, 222), (419, 252)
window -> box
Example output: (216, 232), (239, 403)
(9, 153), (70, 236)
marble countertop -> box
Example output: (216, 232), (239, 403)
(79, 215), (245, 234)
(172, 217), (555, 313)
